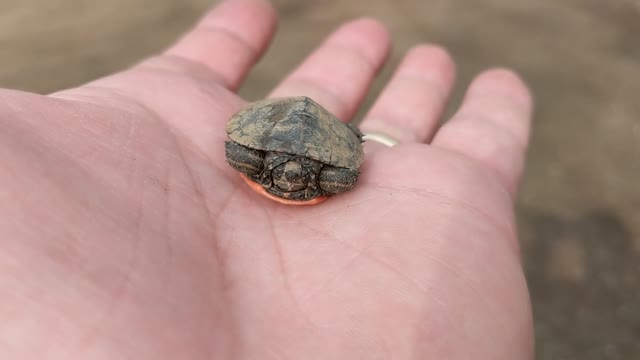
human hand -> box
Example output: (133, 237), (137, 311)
(0, 0), (534, 359)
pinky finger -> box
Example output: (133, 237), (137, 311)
(431, 68), (533, 195)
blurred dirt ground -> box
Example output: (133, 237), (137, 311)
(1, 0), (639, 358)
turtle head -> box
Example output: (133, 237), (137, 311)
(263, 152), (322, 197)
(270, 157), (311, 192)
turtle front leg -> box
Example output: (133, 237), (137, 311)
(225, 141), (264, 177)
(318, 165), (359, 195)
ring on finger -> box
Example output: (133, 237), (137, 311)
(362, 131), (400, 147)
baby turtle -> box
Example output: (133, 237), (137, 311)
(225, 96), (364, 205)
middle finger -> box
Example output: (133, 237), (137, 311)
(269, 18), (391, 121)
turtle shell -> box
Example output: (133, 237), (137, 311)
(226, 96), (364, 169)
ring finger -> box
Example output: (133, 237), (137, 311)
(359, 45), (456, 144)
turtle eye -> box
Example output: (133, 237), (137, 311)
(272, 161), (309, 192)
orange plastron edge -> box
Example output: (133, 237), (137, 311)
(239, 173), (328, 206)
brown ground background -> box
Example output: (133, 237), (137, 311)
(1, 0), (638, 358)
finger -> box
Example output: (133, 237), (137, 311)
(269, 18), (391, 121)
(162, 0), (277, 90)
(432, 68), (533, 195)
(360, 45), (456, 143)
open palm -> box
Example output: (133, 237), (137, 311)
(0, 1), (534, 359)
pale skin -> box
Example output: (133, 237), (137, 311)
(0, 0), (534, 359)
